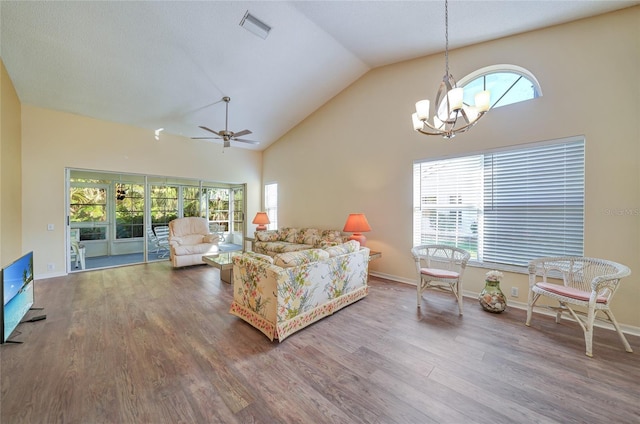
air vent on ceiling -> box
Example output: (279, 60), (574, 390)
(240, 11), (271, 40)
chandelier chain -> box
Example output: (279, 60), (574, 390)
(444, 0), (449, 77)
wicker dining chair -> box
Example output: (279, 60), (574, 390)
(411, 245), (471, 315)
(526, 256), (632, 357)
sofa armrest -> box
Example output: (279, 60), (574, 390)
(203, 234), (220, 244)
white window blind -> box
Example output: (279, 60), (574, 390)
(413, 137), (585, 268)
(413, 156), (483, 258)
(482, 140), (585, 266)
(264, 183), (278, 230)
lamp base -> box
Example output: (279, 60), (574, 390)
(256, 225), (267, 231)
(348, 233), (367, 247)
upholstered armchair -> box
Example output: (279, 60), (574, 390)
(168, 217), (220, 267)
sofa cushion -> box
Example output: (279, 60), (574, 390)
(278, 227), (298, 243)
(173, 234), (205, 246)
(255, 230), (279, 242)
(173, 243), (219, 256)
(320, 230), (344, 244)
(295, 228), (321, 246)
(324, 240), (361, 257)
(170, 216), (209, 237)
(254, 241), (313, 256)
(273, 249), (330, 268)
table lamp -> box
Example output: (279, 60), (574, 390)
(343, 213), (371, 246)
(252, 212), (270, 231)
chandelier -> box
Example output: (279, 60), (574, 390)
(411, 0), (490, 139)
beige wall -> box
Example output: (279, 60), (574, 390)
(263, 8), (640, 328)
(0, 59), (23, 267)
(21, 105), (263, 278)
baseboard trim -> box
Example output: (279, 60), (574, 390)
(368, 271), (640, 338)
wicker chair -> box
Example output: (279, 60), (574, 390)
(526, 256), (632, 357)
(411, 245), (471, 315)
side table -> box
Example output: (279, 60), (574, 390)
(243, 236), (255, 252)
(203, 251), (243, 284)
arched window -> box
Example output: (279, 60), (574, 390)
(458, 65), (541, 110)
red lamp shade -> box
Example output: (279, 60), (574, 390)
(343, 213), (371, 246)
(252, 212), (270, 231)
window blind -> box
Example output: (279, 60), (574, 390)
(265, 183), (278, 230)
(413, 137), (585, 268)
(413, 156), (483, 258)
(482, 140), (584, 266)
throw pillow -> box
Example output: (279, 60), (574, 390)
(278, 227), (298, 243)
(296, 228), (320, 246)
(255, 230), (279, 242)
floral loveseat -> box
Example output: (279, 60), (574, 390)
(253, 227), (347, 257)
(229, 240), (370, 341)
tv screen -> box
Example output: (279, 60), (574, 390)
(2, 251), (34, 343)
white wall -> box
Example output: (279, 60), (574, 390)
(1, 59), (23, 267)
(263, 8), (640, 327)
(21, 105), (262, 278)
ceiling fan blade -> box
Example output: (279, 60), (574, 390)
(198, 126), (221, 136)
(234, 138), (260, 145)
(191, 136), (221, 140)
(232, 129), (252, 138)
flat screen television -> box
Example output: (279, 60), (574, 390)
(1, 251), (34, 343)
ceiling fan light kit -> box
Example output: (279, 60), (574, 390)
(412, 0), (490, 139)
(192, 96), (259, 149)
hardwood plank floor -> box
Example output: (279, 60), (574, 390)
(2, 261), (639, 424)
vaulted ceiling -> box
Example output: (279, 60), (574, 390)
(2, 1), (637, 150)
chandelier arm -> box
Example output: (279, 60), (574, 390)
(450, 115), (486, 134)
(416, 125), (448, 136)
(420, 110), (488, 135)
(459, 108), (471, 125)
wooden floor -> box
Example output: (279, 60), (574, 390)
(2, 262), (639, 424)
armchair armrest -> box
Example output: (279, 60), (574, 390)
(204, 233), (220, 244)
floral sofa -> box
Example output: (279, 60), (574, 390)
(253, 227), (347, 257)
(229, 240), (370, 341)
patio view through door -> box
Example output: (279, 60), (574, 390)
(67, 169), (246, 272)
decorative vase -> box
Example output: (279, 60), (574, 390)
(479, 280), (507, 313)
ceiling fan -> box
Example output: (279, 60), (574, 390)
(192, 96), (259, 148)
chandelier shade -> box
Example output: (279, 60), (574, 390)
(412, 0), (490, 139)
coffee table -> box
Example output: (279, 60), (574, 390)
(202, 251), (243, 284)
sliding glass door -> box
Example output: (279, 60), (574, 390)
(67, 169), (246, 272)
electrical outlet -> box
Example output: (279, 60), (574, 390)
(47, 223), (54, 231)
(511, 287), (519, 297)
(47, 263), (55, 271)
